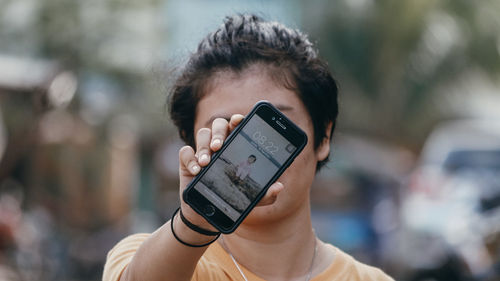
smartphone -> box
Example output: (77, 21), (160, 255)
(182, 101), (308, 233)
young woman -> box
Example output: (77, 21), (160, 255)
(103, 14), (394, 281)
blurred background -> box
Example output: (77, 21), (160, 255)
(0, 0), (499, 280)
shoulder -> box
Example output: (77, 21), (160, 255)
(103, 233), (239, 281)
(103, 233), (151, 281)
(314, 244), (394, 281)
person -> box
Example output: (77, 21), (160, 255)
(235, 155), (257, 182)
(102, 14), (394, 281)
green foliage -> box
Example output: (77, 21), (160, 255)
(305, 0), (500, 148)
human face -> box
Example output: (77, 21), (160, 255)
(247, 156), (256, 164)
(193, 66), (330, 223)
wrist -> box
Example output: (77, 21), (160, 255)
(171, 209), (220, 247)
(180, 205), (219, 233)
(179, 208), (220, 236)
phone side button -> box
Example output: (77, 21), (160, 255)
(204, 205), (215, 217)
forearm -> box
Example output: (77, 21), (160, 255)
(119, 216), (216, 281)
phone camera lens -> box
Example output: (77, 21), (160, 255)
(272, 117), (275, 120)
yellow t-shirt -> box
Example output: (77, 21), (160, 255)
(102, 233), (394, 281)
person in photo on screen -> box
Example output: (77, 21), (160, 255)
(235, 154), (256, 183)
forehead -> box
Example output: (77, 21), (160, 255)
(194, 67), (305, 129)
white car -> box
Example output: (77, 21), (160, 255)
(400, 118), (500, 279)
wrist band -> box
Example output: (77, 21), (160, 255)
(171, 208), (220, 248)
(179, 208), (220, 236)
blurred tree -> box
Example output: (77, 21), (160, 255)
(304, 0), (500, 149)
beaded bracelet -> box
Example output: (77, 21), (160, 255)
(170, 208), (221, 248)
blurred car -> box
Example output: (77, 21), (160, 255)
(400, 119), (500, 281)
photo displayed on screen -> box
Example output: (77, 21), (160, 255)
(193, 114), (297, 221)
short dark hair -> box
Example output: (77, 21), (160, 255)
(169, 14), (339, 171)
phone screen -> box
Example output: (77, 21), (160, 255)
(192, 114), (297, 221)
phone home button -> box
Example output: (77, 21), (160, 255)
(203, 205), (215, 217)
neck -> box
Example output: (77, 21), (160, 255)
(220, 202), (317, 281)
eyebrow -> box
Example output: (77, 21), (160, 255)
(276, 104), (293, 111)
(203, 104), (294, 128)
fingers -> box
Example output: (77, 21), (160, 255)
(195, 128), (212, 166)
(210, 118), (229, 151)
(209, 115), (243, 150)
(179, 145), (200, 177)
(182, 114), (245, 182)
(229, 114), (244, 131)
(257, 181), (284, 206)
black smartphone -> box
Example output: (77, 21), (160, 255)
(182, 101), (308, 233)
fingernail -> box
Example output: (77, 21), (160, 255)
(191, 165), (200, 173)
(212, 139), (221, 147)
(200, 154), (209, 162)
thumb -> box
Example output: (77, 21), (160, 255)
(257, 181), (284, 206)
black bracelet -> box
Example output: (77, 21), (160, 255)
(179, 208), (220, 236)
(170, 208), (220, 248)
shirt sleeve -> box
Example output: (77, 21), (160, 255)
(349, 257), (395, 281)
(102, 233), (151, 281)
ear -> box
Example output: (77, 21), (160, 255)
(316, 122), (333, 162)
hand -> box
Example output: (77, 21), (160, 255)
(178, 114), (284, 230)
